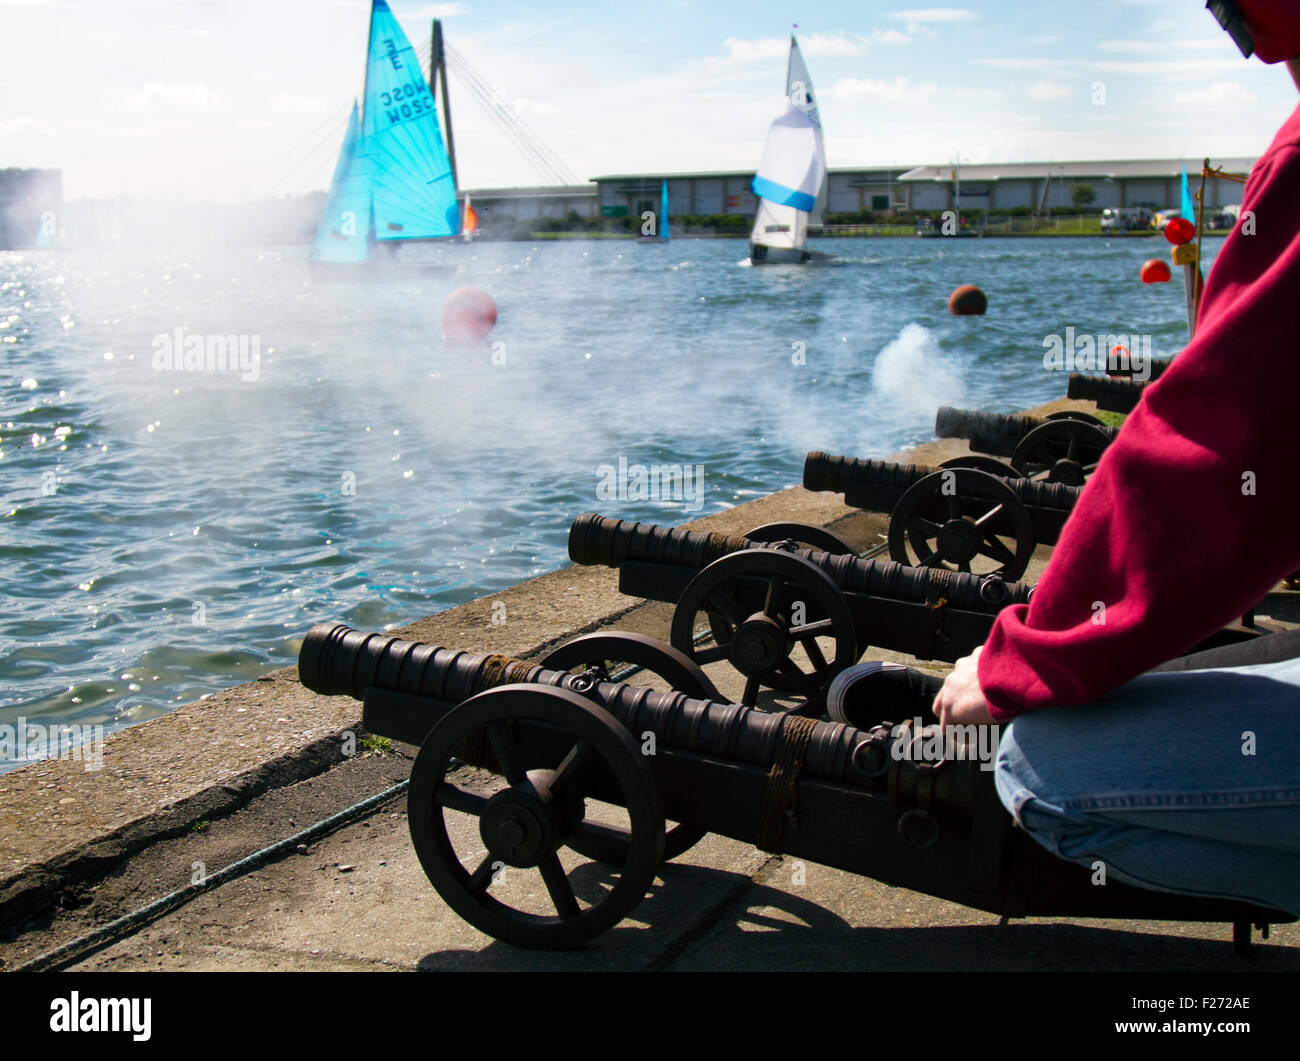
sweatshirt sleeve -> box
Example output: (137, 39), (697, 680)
(979, 140), (1300, 720)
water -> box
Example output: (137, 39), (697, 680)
(0, 235), (1210, 771)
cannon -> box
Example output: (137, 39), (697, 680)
(934, 406), (1117, 484)
(1067, 373), (1147, 413)
(568, 512), (1033, 710)
(297, 622), (1293, 953)
(803, 451), (1081, 581)
(1107, 355), (1173, 381)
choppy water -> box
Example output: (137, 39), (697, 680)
(0, 235), (1212, 770)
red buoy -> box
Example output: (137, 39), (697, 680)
(441, 286), (498, 341)
(1164, 217), (1196, 246)
(1140, 259), (1172, 284)
(948, 284), (987, 315)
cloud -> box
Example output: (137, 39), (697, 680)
(1025, 80), (1072, 101)
(1098, 38), (1229, 53)
(888, 8), (978, 22)
(268, 93), (330, 115)
(511, 97), (556, 117)
(719, 33), (871, 62)
(973, 57), (1243, 76)
(1170, 81), (1257, 107)
(119, 82), (225, 114)
(0, 115), (59, 136)
(831, 76), (938, 103)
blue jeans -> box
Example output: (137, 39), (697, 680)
(994, 654), (1300, 917)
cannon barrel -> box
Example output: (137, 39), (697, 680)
(1107, 355), (1172, 381)
(568, 512), (1033, 614)
(934, 407), (1119, 457)
(803, 451), (1081, 513)
(1067, 373), (1147, 412)
(301, 622), (890, 793)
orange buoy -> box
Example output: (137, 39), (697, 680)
(948, 284), (987, 316)
(1140, 259), (1172, 284)
(441, 286), (497, 341)
(1164, 217), (1196, 246)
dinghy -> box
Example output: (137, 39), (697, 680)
(310, 2), (460, 279)
(748, 34), (831, 265)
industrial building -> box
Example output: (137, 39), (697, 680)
(585, 158), (1257, 220)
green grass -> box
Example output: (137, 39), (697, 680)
(1092, 409), (1128, 428)
(360, 734), (394, 754)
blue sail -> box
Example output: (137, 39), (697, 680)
(661, 179), (670, 241)
(363, 0), (459, 240)
(311, 103), (373, 263)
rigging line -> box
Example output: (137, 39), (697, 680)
(444, 63), (570, 186)
(267, 105), (357, 197)
(417, 38), (567, 186)
(447, 56), (579, 186)
(444, 44), (580, 185)
(445, 62), (570, 187)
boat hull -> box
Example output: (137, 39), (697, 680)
(748, 243), (833, 265)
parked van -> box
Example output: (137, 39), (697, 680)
(1101, 206), (1154, 232)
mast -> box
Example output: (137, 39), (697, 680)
(362, 0), (377, 126)
(431, 18), (459, 189)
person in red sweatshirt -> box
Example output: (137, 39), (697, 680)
(931, 1), (1300, 916)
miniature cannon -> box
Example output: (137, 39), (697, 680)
(1107, 355), (1172, 381)
(298, 622), (1292, 953)
(568, 512), (1032, 710)
(803, 452), (1081, 581)
(1067, 373), (1147, 413)
(934, 406), (1117, 484)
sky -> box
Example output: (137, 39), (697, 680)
(2, 0), (1297, 202)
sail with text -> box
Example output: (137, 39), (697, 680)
(785, 35), (827, 224)
(311, 103), (373, 263)
(363, 0), (459, 241)
(748, 34), (827, 262)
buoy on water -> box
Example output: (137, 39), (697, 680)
(1140, 259), (1172, 284)
(1164, 217), (1196, 246)
(441, 286), (497, 341)
(948, 284), (987, 316)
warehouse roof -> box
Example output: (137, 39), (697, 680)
(897, 158), (1258, 182)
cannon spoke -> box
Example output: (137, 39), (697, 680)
(468, 853), (497, 894)
(706, 591), (747, 629)
(912, 517), (943, 540)
(550, 739), (593, 792)
(693, 643), (731, 665)
(802, 637), (830, 674)
(977, 532), (1017, 565)
(485, 721), (524, 785)
(790, 618), (834, 639)
(762, 575), (783, 618)
(776, 660), (818, 695)
(436, 782), (489, 818)
(538, 853), (581, 920)
(742, 675), (761, 706)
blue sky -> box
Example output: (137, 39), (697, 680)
(3, 0), (1296, 201)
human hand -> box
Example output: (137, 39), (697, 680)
(932, 647), (997, 727)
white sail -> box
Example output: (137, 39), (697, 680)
(748, 100), (826, 261)
(785, 35), (828, 225)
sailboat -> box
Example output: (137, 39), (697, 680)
(748, 34), (831, 264)
(310, 2), (460, 279)
(637, 179), (671, 244)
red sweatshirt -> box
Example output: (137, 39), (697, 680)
(980, 102), (1300, 719)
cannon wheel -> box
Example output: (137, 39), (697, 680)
(939, 455), (1021, 479)
(1011, 419), (1111, 485)
(408, 684), (664, 950)
(669, 549), (858, 714)
(888, 467), (1036, 581)
(744, 522), (859, 556)
(1044, 410), (1106, 426)
(541, 632), (713, 863)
